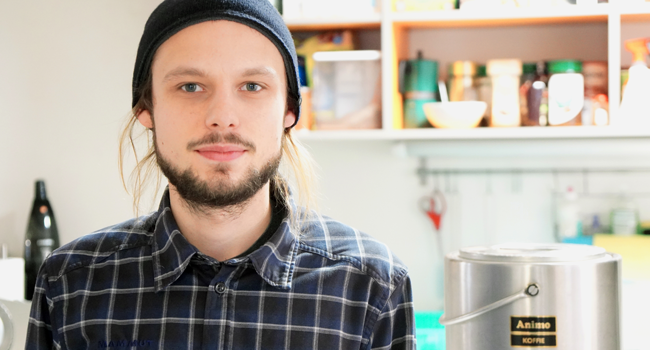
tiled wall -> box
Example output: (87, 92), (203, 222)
(304, 140), (650, 309)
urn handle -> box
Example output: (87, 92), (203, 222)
(439, 283), (540, 326)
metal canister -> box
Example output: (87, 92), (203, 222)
(441, 243), (621, 349)
(399, 51), (439, 128)
(448, 61), (478, 102)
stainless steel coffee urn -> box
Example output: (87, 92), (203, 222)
(440, 243), (621, 349)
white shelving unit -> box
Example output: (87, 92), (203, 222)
(295, 125), (650, 141)
(296, 126), (650, 159)
(389, 4), (610, 25)
(286, 0), (650, 152)
(284, 15), (381, 30)
(620, 1), (650, 16)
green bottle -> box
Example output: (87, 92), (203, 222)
(24, 180), (60, 300)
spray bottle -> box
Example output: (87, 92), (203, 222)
(618, 37), (650, 126)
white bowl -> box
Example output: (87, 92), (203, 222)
(423, 101), (487, 129)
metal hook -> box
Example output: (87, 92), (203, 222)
(418, 158), (428, 186)
(511, 170), (522, 194)
(445, 171), (451, 194)
(485, 170), (492, 195)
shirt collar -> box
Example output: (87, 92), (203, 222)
(151, 187), (299, 292)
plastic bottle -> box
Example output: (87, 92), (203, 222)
(548, 60), (584, 126)
(581, 61), (608, 126)
(585, 214), (603, 236)
(618, 37), (650, 126)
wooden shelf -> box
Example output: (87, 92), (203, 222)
(286, 4), (650, 148)
(297, 126), (650, 159)
(620, 3), (650, 22)
(284, 15), (381, 31)
(391, 5), (610, 28)
(296, 126), (650, 141)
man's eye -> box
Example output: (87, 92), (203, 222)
(243, 83), (261, 92)
(181, 83), (202, 92)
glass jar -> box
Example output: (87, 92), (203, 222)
(476, 64), (492, 127)
(487, 59), (522, 127)
(582, 61), (608, 126)
(448, 61), (478, 102)
(523, 61), (549, 126)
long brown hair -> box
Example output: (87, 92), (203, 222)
(118, 72), (318, 229)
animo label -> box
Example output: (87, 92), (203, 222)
(511, 316), (557, 348)
(511, 316), (556, 333)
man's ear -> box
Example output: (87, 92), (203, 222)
(137, 109), (154, 129)
(283, 110), (296, 129)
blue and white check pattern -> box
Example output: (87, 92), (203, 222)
(27, 189), (415, 349)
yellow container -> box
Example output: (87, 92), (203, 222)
(393, 0), (455, 12)
(593, 234), (650, 281)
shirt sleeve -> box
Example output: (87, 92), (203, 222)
(368, 274), (416, 350)
(25, 263), (57, 350)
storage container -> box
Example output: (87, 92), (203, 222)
(311, 50), (382, 129)
(441, 243), (621, 350)
(548, 60), (584, 126)
(487, 59), (522, 127)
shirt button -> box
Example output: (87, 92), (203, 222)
(214, 282), (227, 294)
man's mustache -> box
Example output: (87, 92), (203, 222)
(186, 132), (256, 152)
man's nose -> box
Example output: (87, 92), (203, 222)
(204, 87), (239, 130)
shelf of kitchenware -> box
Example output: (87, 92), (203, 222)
(288, 2), (650, 143)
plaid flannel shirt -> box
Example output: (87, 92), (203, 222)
(26, 189), (415, 349)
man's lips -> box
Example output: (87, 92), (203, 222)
(195, 144), (246, 162)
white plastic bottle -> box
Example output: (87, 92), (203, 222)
(618, 38), (650, 126)
(548, 60), (584, 126)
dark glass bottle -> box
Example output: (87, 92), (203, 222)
(24, 180), (60, 300)
(524, 61), (549, 126)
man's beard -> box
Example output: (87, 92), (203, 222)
(155, 132), (281, 213)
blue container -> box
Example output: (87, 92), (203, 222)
(562, 236), (593, 245)
(415, 311), (446, 350)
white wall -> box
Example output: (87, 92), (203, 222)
(0, 1), (163, 257)
(302, 139), (650, 309)
(2, 1), (650, 313)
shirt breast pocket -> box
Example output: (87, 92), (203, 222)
(61, 323), (161, 349)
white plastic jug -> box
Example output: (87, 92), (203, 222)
(0, 300), (31, 350)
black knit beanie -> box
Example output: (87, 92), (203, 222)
(132, 0), (301, 127)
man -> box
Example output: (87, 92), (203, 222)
(26, 0), (415, 349)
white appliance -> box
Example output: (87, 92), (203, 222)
(0, 258), (31, 350)
(0, 299), (31, 350)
